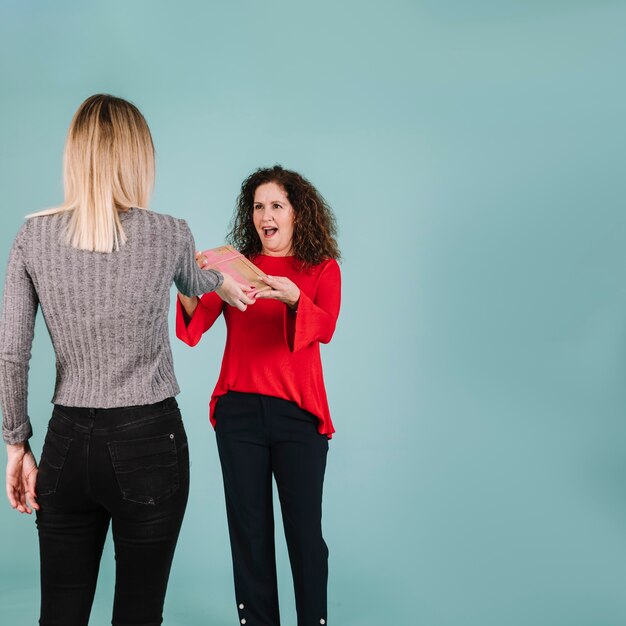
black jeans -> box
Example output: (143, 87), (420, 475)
(35, 398), (189, 626)
(215, 391), (329, 626)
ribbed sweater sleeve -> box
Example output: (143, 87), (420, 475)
(175, 220), (223, 296)
(0, 224), (37, 443)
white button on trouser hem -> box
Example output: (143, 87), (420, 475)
(239, 603), (244, 609)
(320, 619), (326, 624)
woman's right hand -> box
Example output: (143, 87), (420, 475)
(216, 273), (256, 312)
(194, 251), (208, 269)
(178, 293), (199, 319)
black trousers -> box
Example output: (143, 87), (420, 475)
(215, 391), (329, 626)
(35, 398), (189, 626)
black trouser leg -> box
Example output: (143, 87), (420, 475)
(216, 393), (280, 626)
(272, 416), (329, 626)
(37, 506), (110, 626)
(109, 437), (190, 626)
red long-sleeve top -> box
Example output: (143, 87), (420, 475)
(176, 255), (341, 437)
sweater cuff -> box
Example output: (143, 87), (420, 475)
(204, 269), (224, 291)
(3, 419), (33, 445)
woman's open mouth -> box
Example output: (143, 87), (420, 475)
(263, 227), (278, 238)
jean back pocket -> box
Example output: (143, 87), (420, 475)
(37, 429), (73, 496)
(108, 433), (179, 505)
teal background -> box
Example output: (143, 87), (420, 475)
(1, 1), (625, 624)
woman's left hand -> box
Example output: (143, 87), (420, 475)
(254, 275), (300, 310)
(6, 442), (39, 514)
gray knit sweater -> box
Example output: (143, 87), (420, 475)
(0, 208), (223, 444)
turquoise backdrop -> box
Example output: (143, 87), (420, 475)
(1, 1), (625, 625)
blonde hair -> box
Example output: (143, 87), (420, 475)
(30, 94), (155, 253)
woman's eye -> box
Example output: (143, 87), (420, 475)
(253, 205), (262, 211)
(273, 204), (282, 209)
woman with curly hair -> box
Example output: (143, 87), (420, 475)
(177, 165), (341, 626)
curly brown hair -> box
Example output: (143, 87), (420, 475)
(227, 165), (340, 266)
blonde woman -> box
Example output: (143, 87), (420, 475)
(0, 94), (253, 626)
